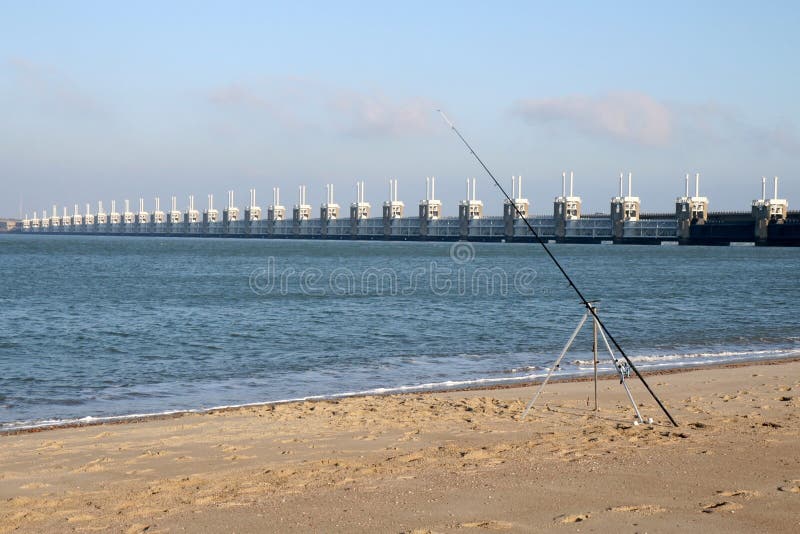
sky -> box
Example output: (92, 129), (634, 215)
(1, 1), (799, 218)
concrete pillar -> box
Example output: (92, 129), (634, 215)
(418, 202), (430, 237)
(292, 206), (309, 235)
(553, 199), (566, 240)
(610, 197), (624, 241)
(752, 178), (787, 242)
(752, 202), (770, 242)
(382, 180), (403, 237)
(677, 174), (709, 241)
(349, 181), (370, 237)
(350, 204), (370, 237)
(382, 204), (393, 237)
(554, 197), (580, 240)
(320, 205), (338, 236)
(243, 190), (260, 234)
(676, 199), (692, 241)
(504, 175), (530, 240)
(457, 178), (482, 239)
(267, 209), (285, 237)
(503, 201), (516, 239)
(349, 204), (359, 236)
(458, 203), (469, 239)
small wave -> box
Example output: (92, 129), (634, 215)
(1, 410), (193, 432)
(185, 342), (224, 351)
(100, 330), (132, 338)
(229, 332), (258, 340)
(497, 365), (540, 374)
(572, 348), (798, 367)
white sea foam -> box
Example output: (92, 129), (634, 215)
(571, 348), (798, 368)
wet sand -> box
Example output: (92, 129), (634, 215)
(2, 360), (799, 533)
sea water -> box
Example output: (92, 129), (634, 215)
(1, 234), (798, 430)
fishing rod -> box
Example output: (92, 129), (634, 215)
(437, 110), (678, 427)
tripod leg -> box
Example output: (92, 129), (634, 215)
(620, 377), (645, 424)
(521, 312), (589, 420)
(593, 314), (598, 413)
(598, 327), (645, 424)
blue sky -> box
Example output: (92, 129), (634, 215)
(1, 1), (798, 217)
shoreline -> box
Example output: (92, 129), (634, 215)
(4, 355), (798, 437)
(2, 357), (798, 532)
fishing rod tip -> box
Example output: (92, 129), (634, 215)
(436, 109), (455, 128)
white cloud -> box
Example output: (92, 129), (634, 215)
(329, 91), (436, 137)
(672, 101), (800, 155)
(512, 92), (672, 146)
(512, 91), (800, 156)
(209, 79), (436, 137)
(7, 57), (106, 119)
(208, 83), (309, 129)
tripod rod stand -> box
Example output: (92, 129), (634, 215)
(521, 303), (651, 425)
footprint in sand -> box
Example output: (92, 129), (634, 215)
(124, 468), (154, 476)
(608, 504), (666, 514)
(716, 489), (759, 499)
(460, 448), (494, 460)
(394, 451), (426, 463)
(66, 513), (96, 523)
(218, 444), (252, 453)
(556, 513), (590, 523)
(72, 457), (111, 473)
(35, 440), (64, 451)
(701, 501), (743, 513)
(777, 480), (800, 493)
(125, 524), (152, 534)
(398, 430), (421, 442)
(459, 520), (514, 530)
(137, 449), (166, 458)
(225, 454), (256, 461)
(276, 438), (307, 444)
(20, 482), (51, 490)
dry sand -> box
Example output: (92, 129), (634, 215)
(1, 360), (799, 533)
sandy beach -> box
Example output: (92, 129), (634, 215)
(1, 360), (799, 533)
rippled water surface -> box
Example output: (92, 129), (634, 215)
(1, 234), (798, 429)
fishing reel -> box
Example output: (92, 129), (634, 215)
(615, 359), (631, 380)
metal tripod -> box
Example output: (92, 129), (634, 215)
(521, 303), (651, 425)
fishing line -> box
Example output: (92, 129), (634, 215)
(438, 110), (678, 427)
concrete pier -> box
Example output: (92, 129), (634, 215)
(418, 177), (440, 238)
(676, 173), (708, 241)
(349, 181), (371, 237)
(554, 171), (582, 240)
(611, 172), (640, 242)
(458, 178), (483, 239)
(503, 176), (529, 240)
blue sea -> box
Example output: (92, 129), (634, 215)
(1, 234), (798, 430)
